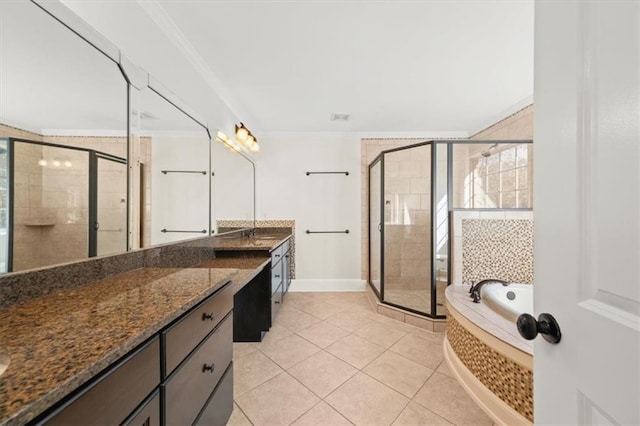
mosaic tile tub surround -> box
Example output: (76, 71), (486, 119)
(461, 219), (534, 284)
(447, 316), (534, 421)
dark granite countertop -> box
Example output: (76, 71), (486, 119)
(0, 267), (236, 426)
(194, 257), (270, 294)
(214, 234), (291, 251)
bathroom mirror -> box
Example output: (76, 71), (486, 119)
(211, 140), (255, 233)
(0, 1), (127, 273)
(140, 88), (210, 246)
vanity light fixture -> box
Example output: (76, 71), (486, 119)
(216, 130), (243, 153)
(235, 122), (259, 153)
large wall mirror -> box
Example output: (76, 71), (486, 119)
(139, 88), (211, 246)
(212, 139), (255, 232)
(0, 0), (257, 275)
(0, 1), (127, 273)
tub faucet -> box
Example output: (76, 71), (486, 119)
(470, 279), (511, 303)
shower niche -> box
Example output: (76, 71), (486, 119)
(368, 139), (533, 319)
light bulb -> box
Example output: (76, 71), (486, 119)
(236, 126), (249, 142)
(64, 161), (72, 168)
(52, 160), (61, 167)
(38, 159), (47, 166)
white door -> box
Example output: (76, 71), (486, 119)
(534, 1), (640, 424)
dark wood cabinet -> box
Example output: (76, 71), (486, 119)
(37, 283), (233, 426)
(41, 337), (160, 426)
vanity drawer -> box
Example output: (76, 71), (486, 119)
(122, 389), (160, 426)
(271, 262), (283, 294)
(271, 284), (283, 324)
(271, 244), (283, 265)
(194, 364), (234, 426)
(163, 283), (233, 376)
(164, 314), (233, 426)
(43, 337), (160, 426)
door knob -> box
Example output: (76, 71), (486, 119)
(517, 313), (562, 344)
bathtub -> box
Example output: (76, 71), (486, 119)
(444, 284), (534, 424)
(481, 283), (533, 322)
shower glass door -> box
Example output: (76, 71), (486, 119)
(94, 154), (127, 256)
(383, 143), (432, 315)
(368, 157), (382, 296)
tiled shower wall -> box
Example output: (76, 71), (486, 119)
(1, 124), (153, 270)
(360, 104), (534, 281)
(451, 210), (534, 284)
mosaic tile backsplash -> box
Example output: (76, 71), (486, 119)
(462, 219), (534, 284)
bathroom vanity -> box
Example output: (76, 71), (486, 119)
(0, 230), (293, 426)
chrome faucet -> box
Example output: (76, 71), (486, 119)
(469, 279), (511, 303)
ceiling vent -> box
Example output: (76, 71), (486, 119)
(330, 113), (350, 122)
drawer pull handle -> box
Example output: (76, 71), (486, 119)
(275, 274), (280, 278)
(202, 363), (215, 373)
(275, 254), (281, 258)
(202, 312), (215, 321)
(274, 300), (280, 304)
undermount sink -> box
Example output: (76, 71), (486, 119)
(0, 351), (9, 377)
(249, 236), (278, 241)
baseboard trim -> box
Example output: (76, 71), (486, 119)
(289, 279), (366, 292)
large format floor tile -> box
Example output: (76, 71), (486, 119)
(227, 292), (492, 426)
(389, 333), (444, 369)
(325, 334), (386, 369)
(362, 351), (434, 398)
(296, 321), (350, 348)
(288, 351), (358, 398)
(353, 321), (408, 348)
(325, 372), (409, 426)
(236, 373), (319, 426)
(392, 401), (453, 426)
(257, 333), (321, 369)
(233, 350), (283, 397)
(413, 372), (493, 425)
(291, 401), (352, 426)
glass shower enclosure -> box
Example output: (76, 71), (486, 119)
(1, 138), (127, 273)
(368, 139), (533, 318)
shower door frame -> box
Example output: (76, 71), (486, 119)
(368, 139), (534, 319)
(6, 137), (127, 272)
(368, 140), (443, 319)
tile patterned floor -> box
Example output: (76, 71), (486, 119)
(227, 292), (492, 426)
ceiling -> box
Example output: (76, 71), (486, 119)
(2, 1), (534, 136)
(156, 0), (535, 134)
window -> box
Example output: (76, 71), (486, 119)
(470, 144), (531, 208)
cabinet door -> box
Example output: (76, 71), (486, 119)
(194, 364), (233, 426)
(122, 390), (160, 426)
(163, 315), (233, 426)
(42, 338), (160, 426)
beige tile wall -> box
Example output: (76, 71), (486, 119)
(1, 124), (153, 270)
(361, 105), (534, 283)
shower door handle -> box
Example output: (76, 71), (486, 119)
(378, 223), (382, 232)
(94, 222), (100, 231)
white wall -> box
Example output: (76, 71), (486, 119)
(256, 132), (361, 282)
(151, 134), (210, 245)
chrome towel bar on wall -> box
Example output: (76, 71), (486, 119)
(161, 170), (207, 175)
(306, 230), (350, 234)
(305, 171), (349, 176)
(160, 229), (207, 234)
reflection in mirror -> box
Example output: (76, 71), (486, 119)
(0, 1), (127, 273)
(139, 88), (210, 246)
(212, 139), (255, 233)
